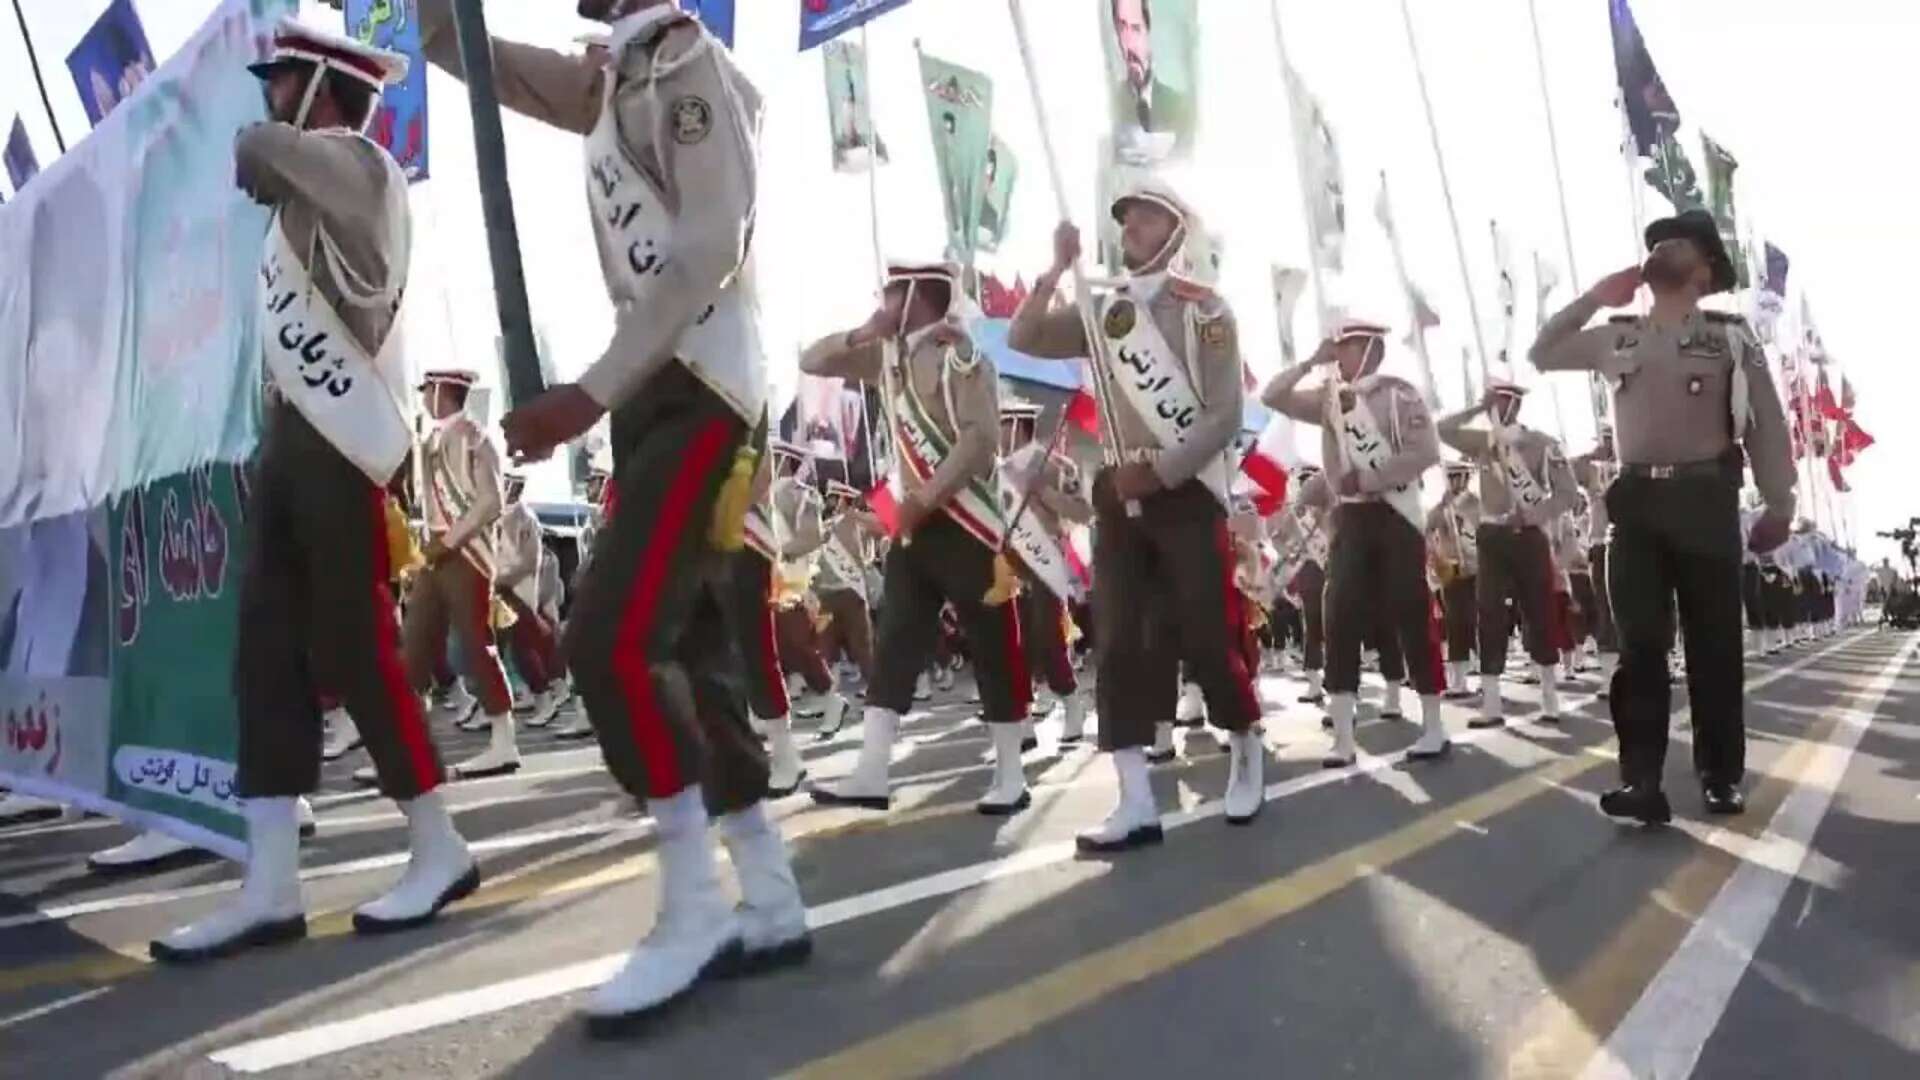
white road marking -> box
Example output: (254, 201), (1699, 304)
(1578, 634), (1915, 1080)
(202, 637), (1859, 1075)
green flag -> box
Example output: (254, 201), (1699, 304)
(919, 52), (993, 264)
(1644, 130), (1705, 213)
(977, 135), (1018, 253)
(1702, 133), (1750, 288)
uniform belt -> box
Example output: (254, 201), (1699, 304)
(1478, 519), (1540, 532)
(1620, 459), (1729, 481)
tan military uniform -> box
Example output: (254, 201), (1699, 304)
(1009, 448), (1092, 699)
(421, 1), (770, 815)
(496, 497), (562, 696)
(1426, 489), (1482, 667)
(1271, 476), (1331, 675)
(1008, 280), (1259, 751)
(1569, 448), (1620, 651)
(404, 416), (512, 715)
(1532, 297), (1795, 791)
(800, 326), (1029, 726)
(1267, 373), (1445, 698)
(230, 120), (446, 803)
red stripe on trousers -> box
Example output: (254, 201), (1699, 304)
(612, 419), (733, 799)
(1212, 521), (1262, 723)
(1422, 578), (1448, 693)
(470, 565), (510, 709)
(755, 590), (791, 717)
(368, 489), (437, 794)
(1002, 598), (1031, 719)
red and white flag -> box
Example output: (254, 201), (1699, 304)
(1241, 417), (1296, 516)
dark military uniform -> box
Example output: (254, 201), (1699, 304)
(1533, 294), (1794, 804)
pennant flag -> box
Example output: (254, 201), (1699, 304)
(1491, 220), (1518, 374)
(920, 52), (994, 264)
(1375, 173), (1440, 347)
(65, 0), (155, 129)
(1763, 243), (1790, 296)
(344, 0), (430, 181)
(678, 0), (736, 47)
(865, 480), (901, 536)
(1065, 388), (1101, 436)
(1270, 265), (1310, 365)
(1701, 134), (1749, 288)
(801, 0), (914, 52)
(1241, 419), (1295, 517)
(822, 38), (888, 172)
(4, 117), (37, 191)
(1101, 0), (1201, 163)
(1609, 0), (1703, 210)
(977, 135), (1019, 252)
(1283, 63), (1346, 275)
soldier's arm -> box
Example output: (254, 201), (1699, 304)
(1259, 358), (1328, 425)
(799, 331), (884, 383)
(1434, 403), (1491, 457)
(416, 0), (602, 134)
(1154, 308), (1245, 489)
(920, 354), (999, 509)
(783, 493), (825, 559)
(1540, 439), (1582, 519)
(1742, 340), (1798, 522)
(1006, 271), (1091, 359)
(234, 126), (395, 279)
(1529, 293), (1614, 372)
(578, 26), (758, 410)
(1366, 387), (1441, 492)
(443, 429), (505, 552)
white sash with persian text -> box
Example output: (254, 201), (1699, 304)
(260, 219), (412, 486)
(584, 77), (766, 421)
(1494, 428), (1551, 520)
(884, 343), (1006, 551)
(1096, 291), (1231, 505)
(1332, 388), (1424, 529)
(998, 477), (1076, 602)
(820, 530), (868, 601)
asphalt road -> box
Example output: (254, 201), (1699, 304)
(2, 630), (1916, 1079)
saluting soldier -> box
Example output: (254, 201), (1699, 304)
(1271, 465), (1332, 705)
(407, 369), (520, 779)
(1531, 208), (1795, 824)
(801, 260), (1035, 816)
(1426, 461), (1481, 699)
(1436, 380), (1580, 728)
(497, 470), (570, 728)
(1263, 319), (1451, 767)
(154, 20), (477, 964)
(418, 0), (808, 1033)
(1010, 182), (1266, 845)
(999, 400), (1095, 743)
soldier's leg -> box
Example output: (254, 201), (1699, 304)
(684, 577), (770, 819)
(445, 560), (521, 777)
(1026, 586), (1076, 696)
(1148, 488), (1259, 736)
(1590, 543), (1618, 653)
(1605, 515), (1678, 796)
(563, 401), (749, 805)
(401, 565), (452, 698)
(1443, 576), (1476, 664)
(1475, 532), (1514, 677)
(503, 594), (554, 695)
(724, 552), (788, 723)
(834, 590), (878, 685)
(1674, 546), (1748, 797)
(923, 521), (1032, 813)
(1320, 507), (1374, 764)
(1513, 528), (1562, 669)
(775, 603), (833, 697)
(1384, 516), (1446, 698)
(1297, 564), (1327, 702)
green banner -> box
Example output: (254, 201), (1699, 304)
(104, 462), (250, 851)
(977, 135), (1018, 253)
(1644, 130), (1705, 214)
(920, 51), (993, 265)
(1702, 133), (1750, 289)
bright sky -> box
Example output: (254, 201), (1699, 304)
(3, 0), (1916, 565)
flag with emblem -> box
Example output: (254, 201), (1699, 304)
(1283, 63), (1345, 276)
(823, 37), (888, 172)
(345, 0), (430, 181)
(800, 0), (914, 50)
(1270, 265), (1311, 365)
(1490, 220), (1518, 377)
(1701, 134), (1749, 288)
(1375, 173), (1440, 404)
(1609, 0), (1703, 211)
(919, 51), (994, 265)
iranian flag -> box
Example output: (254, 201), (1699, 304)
(1241, 417), (1295, 515)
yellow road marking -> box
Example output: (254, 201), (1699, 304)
(782, 751), (1608, 1080)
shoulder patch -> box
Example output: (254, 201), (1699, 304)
(670, 96), (714, 145)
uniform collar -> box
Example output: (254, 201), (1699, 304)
(1124, 270), (1168, 304)
(608, 5), (680, 54)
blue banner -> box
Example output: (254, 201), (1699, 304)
(800, 0), (914, 51)
(679, 0), (736, 48)
(65, 0), (158, 129)
(345, 0), (429, 181)
(4, 117), (36, 191)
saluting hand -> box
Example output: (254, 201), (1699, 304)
(1049, 222), (1082, 277)
(503, 383), (605, 464)
(1589, 266), (1643, 308)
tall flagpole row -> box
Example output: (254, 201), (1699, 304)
(1266, 0), (1331, 338)
(1396, 0), (1489, 378)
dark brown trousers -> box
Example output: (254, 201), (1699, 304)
(1475, 524), (1560, 675)
(1323, 503), (1444, 697)
(868, 514), (1028, 723)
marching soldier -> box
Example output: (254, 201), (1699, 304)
(407, 369), (520, 779)
(999, 401), (1095, 743)
(801, 259), (1034, 816)
(723, 453), (807, 796)
(154, 21), (477, 963)
(1011, 182), (1266, 845)
(764, 440), (843, 734)
(1436, 381), (1580, 728)
(1570, 425), (1621, 684)
(419, 0), (809, 1033)
(810, 479), (882, 726)
(1531, 208), (1795, 823)
(1271, 466), (1332, 705)
(1426, 461), (1481, 699)
(497, 470), (570, 728)
(1262, 319), (1451, 766)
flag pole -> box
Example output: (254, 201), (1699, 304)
(9, 0), (67, 154)
(1266, 0), (1331, 337)
(1396, 0), (1489, 376)
(858, 27), (886, 489)
(1377, 171), (1440, 408)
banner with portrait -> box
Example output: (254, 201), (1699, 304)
(919, 51), (993, 264)
(823, 38), (888, 172)
(345, 0), (430, 181)
(976, 135), (1018, 253)
(65, 0), (157, 129)
(1100, 0), (1199, 165)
